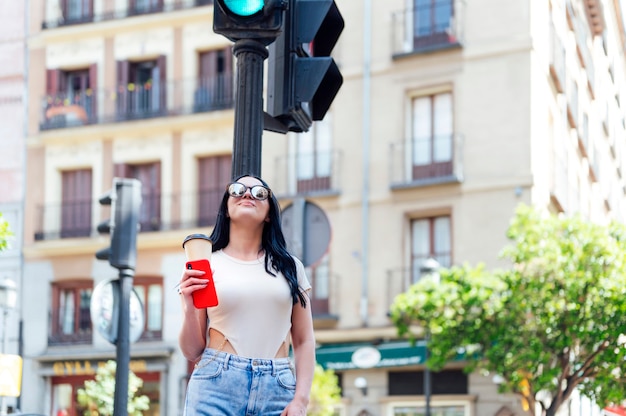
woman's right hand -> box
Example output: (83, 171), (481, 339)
(177, 267), (208, 309)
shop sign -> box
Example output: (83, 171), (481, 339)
(52, 359), (147, 376)
(0, 354), (22, 397)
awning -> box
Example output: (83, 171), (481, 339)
(315, 340), (427, 370)
(605, 407), (626, 416)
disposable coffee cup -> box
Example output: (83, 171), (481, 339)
(182, 234), (213, 261)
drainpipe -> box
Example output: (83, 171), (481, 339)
(360, 0), (372, 326)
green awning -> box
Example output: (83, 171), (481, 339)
(315, 340), (427, 370)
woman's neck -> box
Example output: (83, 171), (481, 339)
(224, 227), (264, 260)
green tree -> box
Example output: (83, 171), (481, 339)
(308, 364), (341, 416)
(0, 212), (12, 252)
(76, 360), (150, 416)
(390, 204), (626, 416)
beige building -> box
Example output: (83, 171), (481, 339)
(18, 0), (625, 415)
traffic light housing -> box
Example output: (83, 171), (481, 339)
(96, 178), (142, 270)
(267, 0), (344, 133)
(213, 0), (287, 43)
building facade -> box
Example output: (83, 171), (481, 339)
(0, 1), (27, 413)
(19, 0), (625, 415)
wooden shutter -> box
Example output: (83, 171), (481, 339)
(157, 55), (167, 112)
(197, 155), (231, 226)
(116, 60), (129, 117)
(87, 63), (97, 122)
(61, 169), (93, 238)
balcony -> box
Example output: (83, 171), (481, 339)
(42, 0), (213, 29)
(389, 134), (463, 189)
(270, 150), (343, 198)
(40, 74), (234, 131)
(391, 0), (464, 57)
(34, 188), (224, 241)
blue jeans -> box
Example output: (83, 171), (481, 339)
(184, 348), (297, 416)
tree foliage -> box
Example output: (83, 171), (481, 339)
(0, 212), (12, 252)
(308, 364), (341, 416)
(390, 204), (626, 416)
(76, 360), (150, 416)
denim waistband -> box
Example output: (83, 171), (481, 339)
(201, 348), (292, 375)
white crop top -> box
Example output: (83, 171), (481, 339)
(206, 249), (311, 359)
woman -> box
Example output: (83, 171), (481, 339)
(178, 175), (315, 416)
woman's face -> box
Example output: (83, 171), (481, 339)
(226, 176), (271, 225)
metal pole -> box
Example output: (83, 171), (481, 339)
(0, 310), (7, 416)
(231, 39), (268, 179)
(424, 332), (431, 416)
(113, 268), (134, 416)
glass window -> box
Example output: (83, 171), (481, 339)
(134, 277), (163, 341)
(50, 280), (93, 345)
(296, 115), (333, 193)
(411, 216), (451, 283)
(411, 92), (453, 180)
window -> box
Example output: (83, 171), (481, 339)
(45, 66), (97, 128)
(197, 155), (231, 227)
(116, 57), (167, 120)
(62, 0), (93, 24)
(50, 280), (93, 345)
(134, 277), (163, 341)
(411, 93), (453, 180)
(195, 48), (234, 111)
(411, 216), (451, 283)
(413, 0), (454, 49)
(61, 169), (92, 238)
(388, 370), (469, 416)
(307, 254), (330, 315)
(388, 370), (467, 395)
(296, 116), (333, 193)
(115, 162), (162, 231)
(131, 0), (164, 14)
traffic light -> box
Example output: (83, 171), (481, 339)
(96, 178), (142, 270)
(267, 0), (344, 133)
(213, 0), (287, 43)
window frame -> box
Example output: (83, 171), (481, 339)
(133, 276), (164, 342)
(50, 279), (93, 345)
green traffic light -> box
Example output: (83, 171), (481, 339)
(222, 0), (264, 16)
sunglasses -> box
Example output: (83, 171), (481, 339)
(227, 182), (271, 201)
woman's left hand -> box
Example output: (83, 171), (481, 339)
(281, 399), (308, 416)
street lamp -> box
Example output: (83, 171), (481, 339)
(420, 257), (440, 416)
(0, 277), (17, 416)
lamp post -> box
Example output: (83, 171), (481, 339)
(420, 257), (440, 416)
(0, 277), (17, 416)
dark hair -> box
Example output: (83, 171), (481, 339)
(209, 175), (307, 307)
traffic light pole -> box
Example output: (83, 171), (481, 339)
(113, 267), (135, 416)
(231, 39), (269, 179)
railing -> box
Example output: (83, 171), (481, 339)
(391, 0), (464, 56)
(34, 188), (224, 241)
(40, 74), (234, 130)
(270, 150), (343, 198)
(389, 134), (463, 188)
(42, 0), (213, 29)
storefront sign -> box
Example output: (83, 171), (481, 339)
(52, 359), (147, 376)
(0, 354), (22, 397)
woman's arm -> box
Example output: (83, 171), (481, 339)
(283, 292), (316, 415)
(178, 268), (209, 362)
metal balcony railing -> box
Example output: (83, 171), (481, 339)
(42, 0), (213, 29)
(40, 74), (234, 130)
(391, 0), (464, 56)
(34, 188), (224, 241)
(389, 134), (463, 188)
(270, 150), (343, 198)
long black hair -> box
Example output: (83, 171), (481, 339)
(209, 175), (307, 307)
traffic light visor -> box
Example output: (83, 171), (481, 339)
(222, 0), (264, 16)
